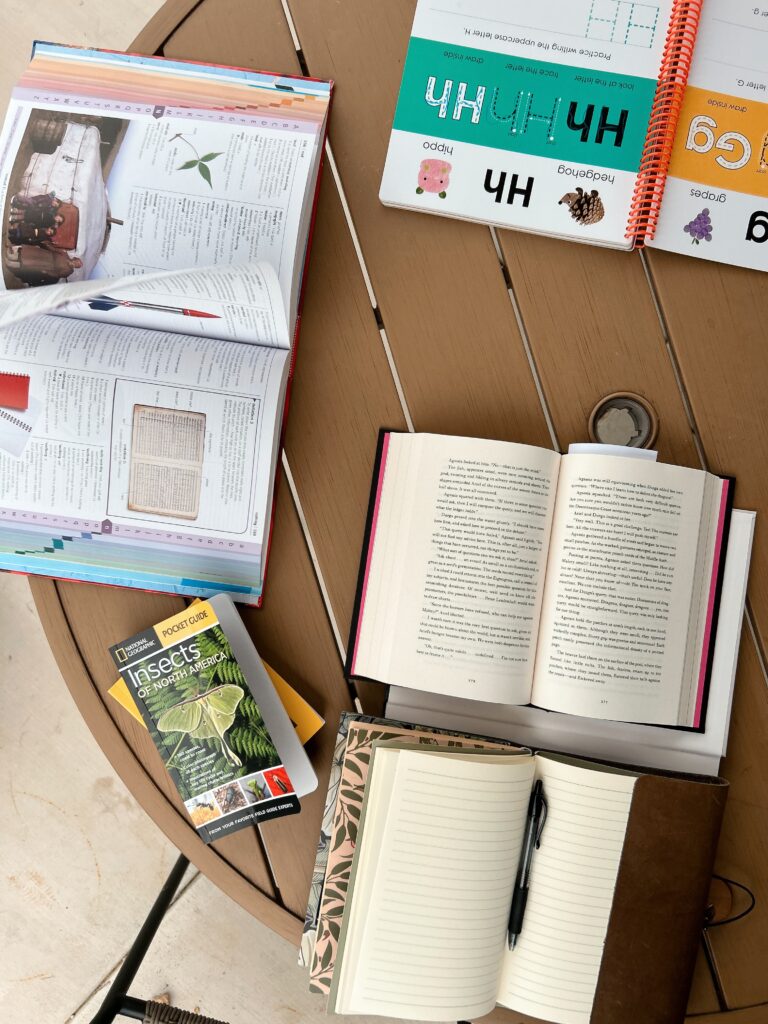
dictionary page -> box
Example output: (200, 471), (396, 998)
(0, 43), (331, 317)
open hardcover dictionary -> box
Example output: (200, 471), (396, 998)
(0, 43), (332, 603)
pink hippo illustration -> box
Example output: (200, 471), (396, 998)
(416, 159), (452, 198)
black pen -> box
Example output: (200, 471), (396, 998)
(507, 779), (547, 950)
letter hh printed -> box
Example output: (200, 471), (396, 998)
(425, 76), (453, 118)
(452, 81), (486, 122)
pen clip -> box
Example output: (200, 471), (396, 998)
(535, 793), (548, 849)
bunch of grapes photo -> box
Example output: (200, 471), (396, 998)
(683, 208), (713, 244)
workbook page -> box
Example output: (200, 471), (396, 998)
(380, 0), (674, 245)
(649, 0), (768, 269)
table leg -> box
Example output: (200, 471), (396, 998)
(89, 854), (195, 1024)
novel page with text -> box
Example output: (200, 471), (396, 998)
(532, 454), (719, 725)
(352, 433), (561, 704)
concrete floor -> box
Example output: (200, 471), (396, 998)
(2, 561), (400, 1024)
(0, 4), (403, 1022)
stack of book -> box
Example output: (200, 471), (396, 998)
(299, 432), (755, 1022)
(351, 432), (753, 773)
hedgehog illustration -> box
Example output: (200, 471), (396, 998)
(558, 187), (605, 226)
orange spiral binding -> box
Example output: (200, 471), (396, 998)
(626, 0), (703, 247)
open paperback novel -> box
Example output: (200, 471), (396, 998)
(328, 741), (727, 1024)
(380, 0), (768, 271)
(347, 432), (734, 728)
(0, 43), (331, 603)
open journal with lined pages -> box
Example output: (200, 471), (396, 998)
(327, 742), (727, 1024)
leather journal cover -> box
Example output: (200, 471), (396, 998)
(592, 772), (728, 1024)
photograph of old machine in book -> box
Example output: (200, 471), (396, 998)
(3, 110), (125, 287)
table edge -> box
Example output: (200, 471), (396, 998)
(29, 585), (303, 941)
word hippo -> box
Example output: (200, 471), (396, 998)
(416, 159), (452, 197)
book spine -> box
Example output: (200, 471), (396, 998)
(345, 428), (393, 680)
(626, 0), (703, 247)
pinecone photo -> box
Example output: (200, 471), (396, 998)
(559, 187), (605, 226)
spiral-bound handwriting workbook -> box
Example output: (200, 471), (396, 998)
(381, 0), (768, 270)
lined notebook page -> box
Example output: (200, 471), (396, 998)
(497, 756), (637, 1024)
(333, 747), (535, 1021)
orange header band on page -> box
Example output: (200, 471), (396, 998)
(668, 85), (768, 197)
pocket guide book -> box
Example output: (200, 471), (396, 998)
(108, 598), (325, 743)
(0, 43), (331, 603)
(380, 0), (768, 271)
(109, 593), (317, 842)
(348, 432), (734, 730)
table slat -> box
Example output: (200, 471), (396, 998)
(688, 945), (724, 1016)
(286, 0), (553, 447)
(647, 250), (768, 653)
(225, 487), (356, 919)
(707, 636), (768, 1007)
(498, 234), (701, 466)
(689, 1009), (768, 1024)
(130, 0), (201, 53)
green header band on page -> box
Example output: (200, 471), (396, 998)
(392, 37), (656, 173)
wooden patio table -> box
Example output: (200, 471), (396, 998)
(29, 1), (768, 1021)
